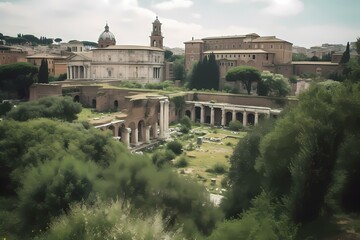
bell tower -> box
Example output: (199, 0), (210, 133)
(150, 16), (164, 49)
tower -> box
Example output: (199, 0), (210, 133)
(98, 23), (116, 48)
(150, 16), (164, 49)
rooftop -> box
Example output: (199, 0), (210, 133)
(204, 49), (270, 54)
(93, 45), (165, 52)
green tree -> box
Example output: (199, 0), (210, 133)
(257, 71), (291, 97)
(173, 56), (185, 81)
(6, 96), (82, 122)
(165, 49), (174, 60)
(38, 58), (49, 83)
(225, 66), (261, 94)
(0, 62), (38, 98)
(222, 119), (274, 219)
(166, 140), (183, 155)
(340, 42), (350, 64)
(292, 53), (308, 61)
(188, 54), (220, 90)
(54, 38), (62, 44)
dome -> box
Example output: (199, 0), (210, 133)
(98, 24), (116, 42)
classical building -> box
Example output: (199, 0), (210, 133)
(98, 24), (116, 48)
(185, 34), (292, 72)
(26, 53), (67, 76)
(66, 17), (165, 84)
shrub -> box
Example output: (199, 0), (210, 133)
(206, 163), (227, 175)
(152, 149), (176, 168)
(166, 140), (183, 155)
(174, 155), (189, 168)
(180, 115), (192, 129)
(229, 120), (243, 131)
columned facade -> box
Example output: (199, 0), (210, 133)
(187, 101), (280, 126)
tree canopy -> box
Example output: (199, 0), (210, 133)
(188, 53), (220, 90)
(257, 71), (291, 97)
(6, 96), (82, 122)
(0, 62), (38, 98)
(38, 58), (49, 83)
(225, 66), (261, 94)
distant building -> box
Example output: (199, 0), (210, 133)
(0, 46), (27, 64)
(27, 54), (67, 76)
(66, 17), (165, 83)
(184, 33), (293, 89)
(61, 40), (85, 52)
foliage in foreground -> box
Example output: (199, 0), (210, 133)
(0, 119), (221, 239)
(224, 82), (360, 229)
(6, 96), (82, 122)
(35, 200), (185, 240)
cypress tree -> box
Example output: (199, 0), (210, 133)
(340, 42), (350, 64)
(38, 59), (49, 83)
(208, 53), (220, 90)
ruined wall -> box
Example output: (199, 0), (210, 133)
(29, 84), (62, 101)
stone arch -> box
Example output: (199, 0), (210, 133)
(247, 113), (255, 125)
(247, 60), (255, 66)
(214, 108), (222, 126)
(92, 99), (96, 108)
(195, 107), (201, 122)
(225, 111), (233, 126)
(185, 110), (191, 119)
(74, 95), (80, 102)
(138, 120), (145, 143)
(114, 100), (118, 109)
(236, 112), (243, 124)
(204, 106), (211, 124)
(153, 40), (157, 47)
(238, 60), (246, 66)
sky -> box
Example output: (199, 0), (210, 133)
(0, 0), (359, 49)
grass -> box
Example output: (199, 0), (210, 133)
(173, 127), (246, 194)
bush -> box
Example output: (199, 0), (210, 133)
(152, 149), (176, 168)
(206, 163), (227, 175)
(0, 101), (12, 116)
(229, 120), (243, 131)
(180, 115), (192, 129)
(174, 155), (189, 168)
(166, 140), (183, 155)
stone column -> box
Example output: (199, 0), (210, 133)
(255, 112), (259, 125)
(67, 66), (70, 80)
(123, 128), (131, 148)
(232, 109), (236, 122)
(159, 100), (164, 138)
(153, 123), (158, 138)
(164, 99), (170, 138)
(210, 107), (215, 126)
(69, 66), (73, 79)
(113, 125), (119, 137)
(133, 128), (138, 145)
(145, 126), (151, 143)
(77, 66), (81, 79)
(200, 106), (204, 124)
(243, 111), (247, 127)
(191, 107), (195, 122)
(221, 107), (225, 126)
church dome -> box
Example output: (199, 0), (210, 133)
(98, 24), (116, 42)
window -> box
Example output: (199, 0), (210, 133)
(270, 44), (273, 49)
(252, 55), (255, 59)
(153, 67), (160, 78)
(108, 55), (111, 61)
(108, 70), (112, 77)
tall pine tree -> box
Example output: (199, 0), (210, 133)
(188, 53), (220, 90)
(38, 58), (49, 83)
(340, 42), (350, 64)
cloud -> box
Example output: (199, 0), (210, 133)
(216, 0), (304, 16)
(260, 0), (304, 16)
(153, 0), (193, 10)
(192, 13), (201, 19)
